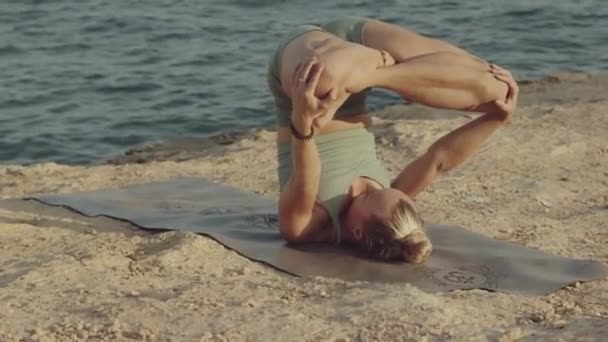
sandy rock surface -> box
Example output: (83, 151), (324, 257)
(1, 73), (607, 341)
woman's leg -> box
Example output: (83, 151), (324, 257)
(357, 19), (508, 113)
(369, 51), (508, 113)
(362, 19), (480, 63)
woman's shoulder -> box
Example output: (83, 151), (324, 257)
(306, 204), (336, 243)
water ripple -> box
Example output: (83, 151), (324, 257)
(502, 8), (546, 17)
(0, 44), (23, 55)
(95, 82), (164, 94)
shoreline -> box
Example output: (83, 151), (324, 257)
(1, 71), (607, 169)
(102, 70), (608, 166)
(104, 70), (608, 167)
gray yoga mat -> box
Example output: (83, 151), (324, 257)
(25, 177), (608, 295)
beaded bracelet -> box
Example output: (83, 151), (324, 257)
(290, 122), (315, 141)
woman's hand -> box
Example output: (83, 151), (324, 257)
(291, 57), (342, 134)
(489, 64), (519, 123)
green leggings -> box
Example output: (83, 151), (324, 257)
(266, 17), (371, 128)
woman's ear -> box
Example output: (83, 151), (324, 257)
(352, 225), (364, 241)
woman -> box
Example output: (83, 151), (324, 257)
(268, 17), (519, 263)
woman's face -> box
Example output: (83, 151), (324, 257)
(343, 188), (413, 242)
(343, 189), (432, 263)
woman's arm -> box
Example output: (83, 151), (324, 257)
(278, 58), (342, 243)
(391, 67), (518, 198)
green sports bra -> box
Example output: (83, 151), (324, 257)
(277, 128), (390, 243)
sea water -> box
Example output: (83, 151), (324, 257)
(1, 0), (606, 164)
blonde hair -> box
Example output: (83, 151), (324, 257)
(362, 199), (432, 263)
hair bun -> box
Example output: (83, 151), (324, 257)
(401, 231), (433, 264)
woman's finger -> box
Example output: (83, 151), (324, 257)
(491, 65), (513, 80)
(490, 68), (510, 80)
(491, 72), (518, 103)
(292, 63), (303, 89)
(495, 65), (511, 76)
(327, 87), (338, 101)
(490, 63), (509, 73)
(510, 82), (519, 100)
(492, 71), (516, 89)
(493, 99), (509, 113)
(305, 63), (324, 95)
(511, 78), (519, 95)
(506, 78), (518, 99)
(297, 57), (317, 87)
(293, 58), (314, 90)
(491, 73), (511, 89)
(489, 70), (510, 81)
